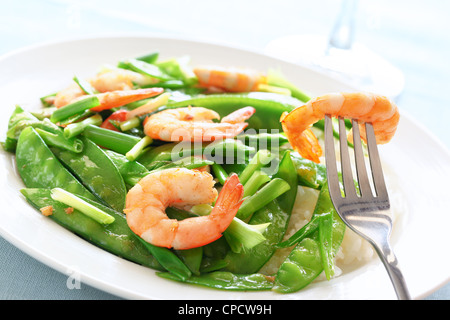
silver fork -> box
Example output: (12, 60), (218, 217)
(324, 115), (411, 300)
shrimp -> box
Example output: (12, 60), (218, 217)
(281, 92), (400, 163)
(54, 68), (158, 108)
(124, 168), (244, 250)
(193, 66), (267, 92)
(144, 106), (255, 142)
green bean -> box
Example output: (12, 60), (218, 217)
(20, 188), (162, 270)
(82, 124), (141, 155)
(16, 127), (95, 200)
(51, 136), (127, 211)
(50, 95), (100, 123)
(157, 271), (274, 291)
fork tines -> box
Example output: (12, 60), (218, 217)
(324, 115), (389, 203)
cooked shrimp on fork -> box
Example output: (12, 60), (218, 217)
(281, 92), (400, 163)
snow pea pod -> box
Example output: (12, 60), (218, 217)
(223, 150), (298, 274)
(104, 150), (149, 187)
(15, 127), (95, 200)
(4, 105), (83, 153)
(137, 139), (253, 170)
(20, 188), (162, 270)
(273, 182), (346, 293)
(157, 271), (274, 291)
(167, 92), (303, 130)
(51, 136), (127, 211)
(290, 153), (327, 190)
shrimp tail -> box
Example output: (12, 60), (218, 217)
(91, 88), (164, 112)
(281, 112), (322, 163)
(211, 173), (244, 229)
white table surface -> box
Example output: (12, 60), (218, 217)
(0, 0), (448, 300)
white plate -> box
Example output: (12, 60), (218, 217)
(0, 35), (449, 300)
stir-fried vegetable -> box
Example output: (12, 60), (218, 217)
(2, 51), (350, 294)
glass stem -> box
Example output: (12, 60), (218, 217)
(327, 0), (359, 52)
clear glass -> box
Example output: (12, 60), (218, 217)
(264, 0), (404, 99)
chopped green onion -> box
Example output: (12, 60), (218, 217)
(120, 58), (173, 81)
(224, 218), (270, 253)
(238, 150), (274, 185)
(126, 136), (153, 161)
(211, 163), (228, 185)
(237, 178), (291, 220)
(257, 83), (291, 96)
(35, 128), (84, 153)
(73, 76), (98, 95)
(126, 92), (170, 119)
(242, 170), (270, 197)
(50, 96), (100, 123)
(64, 114), (102, 139)
(119, 117), (140, 132)
(50, 188), (115, 224)
(82, 124), (141, 155)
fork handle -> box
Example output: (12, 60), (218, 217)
(373, 241), (412, 300)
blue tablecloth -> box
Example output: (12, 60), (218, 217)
(0, 0), (448, 300)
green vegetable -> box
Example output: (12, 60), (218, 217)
(224, 150), (298, 274)
(50, 95), (100, 123)
(119, 58), (173, 81)
(236, 178), (291, 220)
(211, 163), (228, 185)
(238, 149), (274, 185)
(273, 182), (346, 293)
(82, 124), (141, 155)
(50, 188), (115, 224)
(266, 68), (311, 102)
(167, 92), (303, 130)
(126, 136), (153, 161)
(137, 139), (253, 170)
(35, 127), (83, 153)
(15, 127), (95, 200)
(51, 136), (127, 211)
(20, 188), (162, 270)
(73, 76), (98, 95)
(135, 236), (192, 281)
(64, 114), (102, 139)
(104, 150), (149, 187)
(290, 153), (327, 189)
(157, 271), (274, 291)
(242, 170), (270, 198)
